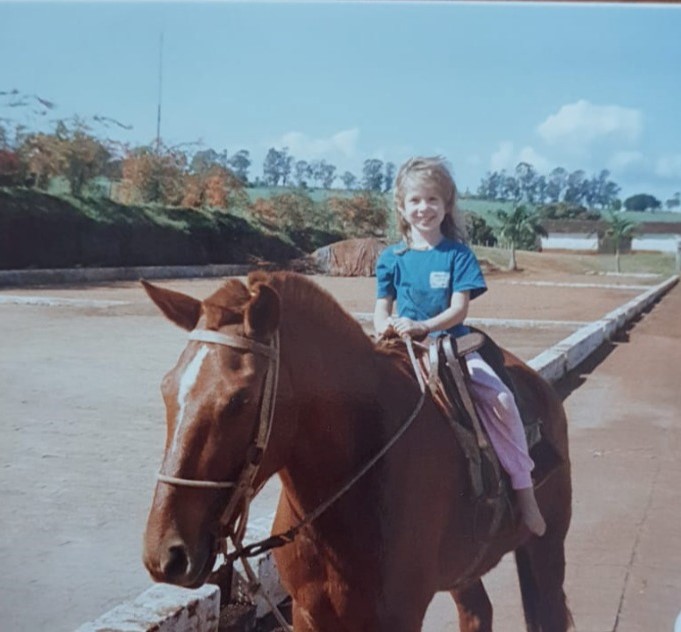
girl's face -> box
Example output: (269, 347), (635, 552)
(400, 179), (446, 238)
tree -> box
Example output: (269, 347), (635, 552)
(495, 205), (547, 271)
(564, 170), (587, 205)
(181, 165), (247, 210)
(383, 161), (396, 192)
(17, 132), (67, 189)
(61, 120), (111, 196)
(605, 211), (636, 273)
(515, 162), (538, 203)
(465, 213), (497, 246)
(189, 148), (228, 176)
(0, 149), (23, 185)
(227, 149), (251, 184)
(586, 169), (620, 209)
(121, 144), (186, 205)
(665, 192), (680, 211)
(546, 167), (568, 203)
(538, 202), (599, 221)
(501, 174), (520, 202)
(293, 160), (311, 188)
(624, 193), (661, 212)
(321, 161), (337, 189)
(361, 158), (384, 192)
(250, 190), (314, 232)
(262, 147), (293, 186)
(326, 193), (389, 237)
(340, 171), (357, 190)
(309, 159), (336, 189)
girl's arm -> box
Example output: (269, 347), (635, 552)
(392, 290), (470, 337)
(373, 297), (394, 336)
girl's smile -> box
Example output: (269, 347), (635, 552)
(400, 180), (446, 243)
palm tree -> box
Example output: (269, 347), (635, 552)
(495, 205), (547, 271)
(605, 211), (636, 273)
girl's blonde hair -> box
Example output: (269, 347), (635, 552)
(393, 156), (467, 244)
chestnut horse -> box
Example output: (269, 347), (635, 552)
(142, 271), (573, 632)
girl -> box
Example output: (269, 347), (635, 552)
(374, 156), (546, 536)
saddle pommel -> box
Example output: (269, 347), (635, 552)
(451, 332), (486, 357)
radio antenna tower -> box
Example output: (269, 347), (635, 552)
(155, 32), (164, 152)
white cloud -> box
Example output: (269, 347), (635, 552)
(537, 100), (643, 148)
(607, 150), (646, 171)
(655, 154), (681, 179)
(490, 141), (551, 172)
(274, 128), (359, 159)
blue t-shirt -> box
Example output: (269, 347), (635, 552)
(376, 239), (487, 338)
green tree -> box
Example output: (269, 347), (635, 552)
(227, 149), (251, 184)
(495, 205), (547, 271)
(605, 212), (636, 273)
(294, 160), (311, 188)
(465, 213), (497, 246)
(340, 171), (357, 190)
(361, 158), (384, 192)
(624, 193), (661, 212)
(515, 162), (538, 203)
(546, 167), (568, 203)
(263, 147), (293, 186)
(383, 161), (396, 192)
(665, 192), (680, 211)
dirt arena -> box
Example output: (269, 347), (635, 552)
(1, 267), (679, 631)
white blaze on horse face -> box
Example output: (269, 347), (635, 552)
(171, 345), (210, 455)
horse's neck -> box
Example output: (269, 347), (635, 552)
(274, 299), (389, 510)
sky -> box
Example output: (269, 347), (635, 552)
(1, 1), (680, 202)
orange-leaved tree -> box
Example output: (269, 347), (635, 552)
(326, 193), (389, 238)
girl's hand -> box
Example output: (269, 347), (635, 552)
(392, 317), (429, 338)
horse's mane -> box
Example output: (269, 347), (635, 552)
(200, 271), (375, 356)
(248, 271), (375, 353)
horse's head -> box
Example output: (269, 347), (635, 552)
(141, 278), (284, 588)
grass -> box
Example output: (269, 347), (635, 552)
(474, 245), (677, 277)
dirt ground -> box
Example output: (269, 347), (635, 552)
(0, 268), (678, 631)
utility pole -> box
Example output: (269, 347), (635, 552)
(155, 32), (164, 153)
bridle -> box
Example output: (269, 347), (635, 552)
(155, 328), (427, 630)
(157, 328), (280, 549)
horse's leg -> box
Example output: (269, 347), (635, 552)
(450, 580), (493, 632)
(515, 531), (574, 632)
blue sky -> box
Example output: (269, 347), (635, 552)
(1, 1), (680, 201)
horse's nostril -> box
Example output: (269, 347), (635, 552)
(162, 544), (189, 580)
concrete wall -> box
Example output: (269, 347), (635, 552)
(631, 235), (680, 254)
(540, 234), (599, 251)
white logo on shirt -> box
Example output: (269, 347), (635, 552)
(430, 271), (450, 289)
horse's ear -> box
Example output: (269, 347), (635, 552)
(141, 280), (202, 331)
(244, 283), (280, 339)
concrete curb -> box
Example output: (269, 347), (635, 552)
(528, 275), (678, 382)
(0, 264), (253, 287)
(77, 274), (679, 632)
(75, 584), (220, 632)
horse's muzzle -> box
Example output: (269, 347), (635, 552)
(143, 534), (215, 588)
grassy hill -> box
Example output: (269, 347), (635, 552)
(0, 187), (303, 270)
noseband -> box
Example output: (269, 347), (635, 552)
(157, 328), (280, 543)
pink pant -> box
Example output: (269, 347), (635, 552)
(465, 352), (534, 490)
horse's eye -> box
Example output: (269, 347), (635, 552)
(225, 390), (249, 415)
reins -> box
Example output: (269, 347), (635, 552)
(156, 329), (427, 629)
(222, 335), (427, 563)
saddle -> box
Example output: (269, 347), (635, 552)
(407, 330), (562, 539)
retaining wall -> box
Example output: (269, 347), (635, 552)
(77, 274), (678, 632)
(0, 264), (253, 287)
